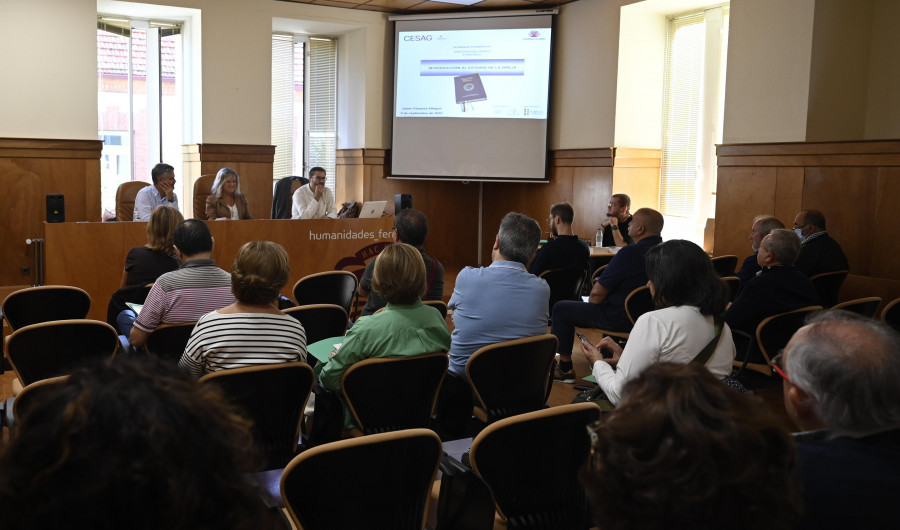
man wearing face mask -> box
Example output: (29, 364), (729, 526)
(792, 209), (849, 277)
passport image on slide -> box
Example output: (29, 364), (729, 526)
(454, 73), (487, 104)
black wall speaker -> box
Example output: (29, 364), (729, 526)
(46, 194), (65, 223)
(394, 193), (413, 213)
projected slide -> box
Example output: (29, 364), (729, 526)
(396, 28), (551, 119)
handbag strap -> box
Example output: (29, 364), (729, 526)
(690, 316), (723, 366)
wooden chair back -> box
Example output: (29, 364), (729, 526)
(722, 276), (741, 303)
(466, 334), (557, 425)
(423, 299), (448, 319)
(283, 304), (348, 345)
(145, 321), (196, 363)
(201, 362), (314, 470)
(281, 428), (441, 530)
(341, 353), (448, 436)
(882, 297), (900, 333)
(292, 271), (358, 316)
(810, 270), (849, 308)
(832, 297), (882, 319)
(192, 174), (215, 219)
(2, 285), (91, 331)
(5, 319), (119, 386)
(711, 255), (739, 277)
(539, 268), (587, 316)
(747, 306), (823, 377)
(115, 181), (150, 221)
(469, 403), (601, 530)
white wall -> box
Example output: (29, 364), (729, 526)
(722, 0), (815, 143)
(614, 5), (665, 149)
(0, 0), (99, 140)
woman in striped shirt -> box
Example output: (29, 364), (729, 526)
(179, 241), (307, 379)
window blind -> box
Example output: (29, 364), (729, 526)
(308, 38), (337, 194)
(271, 34), (294, 180)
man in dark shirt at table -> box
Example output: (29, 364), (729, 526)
(599, 193), (634, 247)
(550, 208), (663, 382)
(528, 202), (590, 276)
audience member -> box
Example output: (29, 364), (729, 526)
(134, 162), (180, 222)
(778, 310), (900, 529)
(127, 219), (236, 348)
(726, 229), (819, 337)
(550, 208), (663, 383)
(206, 167), (251, 220)
(581, 363), (800, 530)
(357, 208), (444, 316)
(736, 214), (784, 286)
(528, 201), (590, 276)
(792, 209), (849, 276)
(0, 356), (273, 529)
(580, 240), (735, 404)
(319, 243), (450, 428)
(291, 166), (337, 219)
(109, 206), (183, 330)
(435, 212), (549, 437)
(599, 193), (634, 247)
(179, 241), (307, 379)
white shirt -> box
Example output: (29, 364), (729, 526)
(592, 305), (736, 404)
(291, 185), (337, 219)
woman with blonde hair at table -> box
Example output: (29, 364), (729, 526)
(206, 167), (251, 220)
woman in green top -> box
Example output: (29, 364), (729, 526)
(318, 243), (451, 407)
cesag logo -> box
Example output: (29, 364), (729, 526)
(403, 34), (433, 42)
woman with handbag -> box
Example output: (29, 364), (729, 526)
(580, 239), (735, 405)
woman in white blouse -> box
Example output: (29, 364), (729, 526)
(581, 239), (735, 404)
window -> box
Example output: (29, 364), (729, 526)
(271, 34), (337, 194)
(659, 6), (729, 226)
(97, 16), (183, 215)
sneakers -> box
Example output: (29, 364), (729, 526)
(553, 361), (576, 384)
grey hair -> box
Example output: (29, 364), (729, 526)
(211, 168), (242, 198)
(497, 212), (541, 265)
(785, 310), (900, 436)
(761, 229), (800, 266)
(752, 215), (784, 237)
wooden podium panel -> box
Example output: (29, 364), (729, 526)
(44, 218), (394, 322)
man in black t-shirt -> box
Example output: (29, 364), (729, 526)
(529, 202), (590, 276)
(599, 193), (634, 247)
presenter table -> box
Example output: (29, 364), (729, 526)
(44, 217), (394, 322)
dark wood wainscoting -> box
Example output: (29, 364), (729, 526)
(714, 139), (900, 311)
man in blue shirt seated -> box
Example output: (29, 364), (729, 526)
(528, 201), (590, 277)
(435, 212), (550, 439)
(779, 310), (900, 530)
(550, 208), (664, 383)
(133, 163), (180, 222)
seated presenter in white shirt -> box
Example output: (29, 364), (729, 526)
(133, 163), (180, 222)
(291, 166), (337, 219)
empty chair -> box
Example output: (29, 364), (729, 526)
(810, 269), (848, 308)
(737, 306), (822, 377)
(283, 304), (348, 346)
(2, 285), (91, 331)
(341, 353), (448, 435)
(145, 321), (196, 362)
(882, 298), (900, 333)
(292, 271), (358, 316)
(711, 255), (739, 277)
(469, 403), (601, 530)
(200, 362), (314, 471)
(6, 375), (68, 432)
(6, 319), (119, 387)
(115, 181), (150, 221)
(191, 174), (215, 219)
(721, 276), (741, 303)
(423, 299), (449, 319)
(466, 334), (557, 424)
(539, 268), (587, 316)
(281, 428), (442, 530)
(832, 297), (882, 319)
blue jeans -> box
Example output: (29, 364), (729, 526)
(550, 301), (629, 355)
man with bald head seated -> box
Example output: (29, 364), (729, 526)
(792, 209), (848, 276)
(736, 214), (784, 286)
(550, 208), (664, 383)
(725, 229), (819, 337)
(779, 311), (900, 529)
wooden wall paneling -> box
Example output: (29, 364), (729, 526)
(872, 167), (900, 279)
(570, 165), (613, 239)
(0, 138), (102, 287)
(43, 218), (395, 322)
(612, 147), (661, 212)
(481, 179), (557, 263)
(773, 166), (805, 228)
(182, 144), (275, 220)
(713, 166), (778, 260)
(336, 148), (365, 205)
